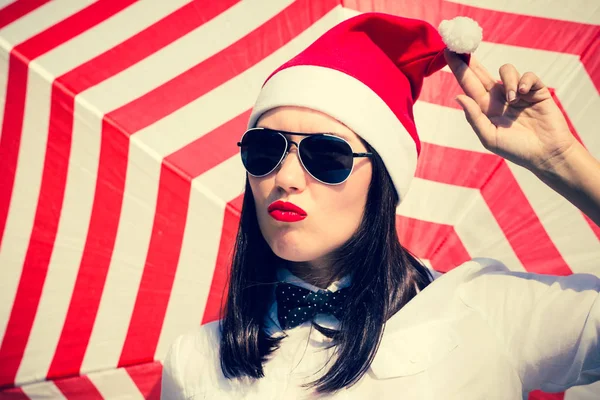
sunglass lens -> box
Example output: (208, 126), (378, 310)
(300, 135), (353, 184)
(239, 129), (287, 176)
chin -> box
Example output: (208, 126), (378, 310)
(268, 238), (326, 263)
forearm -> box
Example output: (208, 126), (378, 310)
(533, 141), (600, 227)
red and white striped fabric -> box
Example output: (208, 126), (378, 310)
(0, 1), (598, 398)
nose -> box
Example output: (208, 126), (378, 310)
(273, 142), (307, 193)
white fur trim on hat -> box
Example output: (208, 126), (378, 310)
(438, 16), (482, 54)
(248, 65), (418, 202)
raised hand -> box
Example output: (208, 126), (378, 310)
(444, 49), (600, 226)
(443, 49), (577, 174)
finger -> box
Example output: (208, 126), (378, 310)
(455, 94), (496, 149)
(444, 49), (488, 105)
(499, 64), (521, 104)
(512, 72), (553, 104)
(469, 55), (496, 92)
(518, 71), (545, 94)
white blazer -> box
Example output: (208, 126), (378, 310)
(161, 258), (600, 399)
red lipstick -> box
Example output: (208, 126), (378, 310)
(268, 200), (307, 222)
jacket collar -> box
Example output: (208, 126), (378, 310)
(261, 263), (477, 379)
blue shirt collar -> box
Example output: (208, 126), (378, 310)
(264, 268), (352, 335)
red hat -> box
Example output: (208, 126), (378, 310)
(248, 12), (482, 202)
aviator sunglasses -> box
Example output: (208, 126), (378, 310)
(237, 127), (372, 185)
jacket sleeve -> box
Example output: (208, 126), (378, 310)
(458, 258), (600, 393)
(161, 334), (188, 400)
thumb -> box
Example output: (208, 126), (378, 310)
(455, 95), (496, 149)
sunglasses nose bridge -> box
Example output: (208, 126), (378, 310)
(286, 139), (300, 152)
(280, 138), (300, 161)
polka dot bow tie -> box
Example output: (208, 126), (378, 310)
(275, 282), (349, 330)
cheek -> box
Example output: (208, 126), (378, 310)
(317, 169), (371, 234)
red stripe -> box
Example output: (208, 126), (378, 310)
(117, 0), (339, 366)
(547, 89), (584, 147)
(528, 390), (565, 400)
(0, 0), (50, 29)
(420, 74), (600, 241)
(202, 195), (244, 324)
(61, 0), (239, 94)
(421, 72), (590, 149)
(47, 0), (240, 379)
(167, 110), (251, 178)
(396, 216), (470, 273)
(0, 0), (131, 255)
(583, 214), (600, 241)
(118, 165), (191, 366)
(0, 0), (138, 387)
(548, 91), (600, 241)
(107, 0), (338, 134)
(54, 375), (103, 400)
(0, 57), (27, 247)
(343, 0), (600, 91)
(125, 361), (163, 400)
(420, 70), (463, 110)
(580, 30), (600, 93)
(45, 127), (128, 380)
(418, 143), (573, 276)
(0, 386), (29, 399)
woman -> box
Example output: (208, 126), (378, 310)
(161, 12), (600, 399)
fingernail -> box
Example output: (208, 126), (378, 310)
(518, 84), (526, 93)
(508, 90), (516, 102)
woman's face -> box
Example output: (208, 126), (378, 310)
(249, 106), (372, 266)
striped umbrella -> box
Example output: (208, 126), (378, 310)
(0, 0), (598, 398)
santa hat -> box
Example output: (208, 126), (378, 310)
(248, 13), (482, 202)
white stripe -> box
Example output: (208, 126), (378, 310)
(414, 100), (491, 153)
(446, 0), (600, 24)
(0, 0), (18, 11)
(420, 260), (444, 279)
(193, 156), (247, 207)
(0, 0), (60, 144)
(0, 3), (98, 341)
(397, 178), (526, 272)
(20, 380), (67, 400)
(133, 5), (344, 157)
(473, 42), (600, 158)
(474, 42), (583, 91)
(79, 0), (296, 120)
(506, 162), (600, 276)
(565, 380), (600, 400)
(155, 180), (228, 360)
(36, 0), (192, 77)
(157, 156), (248, 354)
(87, 368), (144, 400)
(556, 64), (600, 159)
(415, 101), (600, 277)
(80, 139), (161, 374)
(81, 0), (305, 373)
(0, 0), (96, 48)
(0, 69), (51, 346)
(14, 0), (193, 385)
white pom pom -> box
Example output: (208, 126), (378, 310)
(438, 16), (482, 54)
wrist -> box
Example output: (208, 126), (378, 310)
(533, 141), (588, 186)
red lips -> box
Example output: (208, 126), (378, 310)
(268, 200), (307, 222)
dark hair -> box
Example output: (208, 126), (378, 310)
(219, 144), (433, 394)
